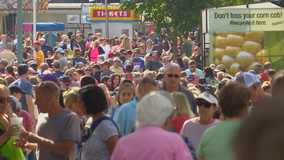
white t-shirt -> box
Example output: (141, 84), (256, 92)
(180, 117), (221, 151)
(100, 44), (111, 59)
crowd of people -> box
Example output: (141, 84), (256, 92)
(0, 29), (283, 160)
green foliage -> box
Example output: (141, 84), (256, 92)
(121, 0), (265, 56)
(121, 0), (264, 38)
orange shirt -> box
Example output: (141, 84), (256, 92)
(35, 50), (44, 69)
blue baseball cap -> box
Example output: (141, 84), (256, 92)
(56, 48), (64, 54)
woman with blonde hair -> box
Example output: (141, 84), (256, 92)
(171, 92), (195, 133)
(63, 87), (86, 132)
(98, 83), (112, 110)
(108, 81), (135, 118)
(25, 39), (32, 47)
(120, 36), (131, 50)
(146, 39), (154, 53)
(0, 84), (25, 159)
(63, 87), (81, 116)
(189, 46), (202, 64)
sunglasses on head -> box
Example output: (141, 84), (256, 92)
(0, 97), (12, 103)
(167, 74), (180, 78)
(195, 100), (212, 108)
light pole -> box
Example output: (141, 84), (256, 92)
(105, 0), (109, 39)
(17, 0), (23, 64)
(33, 0), (37, 57)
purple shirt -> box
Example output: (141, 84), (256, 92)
(111, 126), (193, 160)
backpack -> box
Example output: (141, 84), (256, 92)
(89, 46), (99, 62)
(76, 116), (122, 160)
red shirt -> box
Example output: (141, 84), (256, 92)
(171, 115), (189, 133)
(126, 73), (134, 81)
(259, 73), (269, 82)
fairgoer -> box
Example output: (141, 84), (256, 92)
(111, 91), (193, 160)
(160, 63), (197, 115)
(113, 77), (157, 135)
(198, 82), (250, 160)
(15, 81), (80, 160)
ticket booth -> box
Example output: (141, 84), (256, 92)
(89, 5), (141, 39)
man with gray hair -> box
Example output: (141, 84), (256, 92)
(113, 77), (157, 135)
(160, 63), (197, 115)
(111, 90), (193, 160)
(15, 81), (80, 160)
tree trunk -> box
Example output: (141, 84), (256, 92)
(172, 29), (178, 60)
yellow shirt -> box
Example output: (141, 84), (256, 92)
(35, 50), (44, 69)
(110, 66), (123, 75)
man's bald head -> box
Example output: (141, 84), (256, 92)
(165, 63), (180, 74)
(164, 63), (181, 88)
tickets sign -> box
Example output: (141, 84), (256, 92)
(90, 7), (141, 21)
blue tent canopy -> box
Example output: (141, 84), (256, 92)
(16, 23), (65, 31)
(34, 23), (65, 31)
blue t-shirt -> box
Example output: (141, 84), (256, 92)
(9, 79), (33, 113)
(152, 37), (159, 44)
(129, 58), (144, 68)
(113, 97), (138, 135)
(85, 39), (90, 43)
(45, 33), (56, 47)
(185, 68), (204, 77)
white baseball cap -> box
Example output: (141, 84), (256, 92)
(196, 92), (218, 105)
(235, 72), (261, 88)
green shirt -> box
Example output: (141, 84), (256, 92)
(181, 41), (192, 57)
(198, 120), (242, 160)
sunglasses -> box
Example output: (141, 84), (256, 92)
(85, 69), (91, 71)
(189, 66), (196, 69)
(167, 74), (180, 78)
(195, 100), (212, 108)
(0, 97), (12, 103)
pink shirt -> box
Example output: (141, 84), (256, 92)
(180, 117), (220, 151)
(111, 45), (120, 53)
(19, 110), (34, 130)
(171, 115), (189, 133)
(111, 126), (193, 160)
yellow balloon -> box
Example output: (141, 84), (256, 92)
(213, 48), (225, 60)
(215, 58), (222, 65)
(225, 46), (242, 58)
(229, 63), (241, 76)
(236, 51), (256, 67)
(242, 41), (262, 54)
(255, 49), (268, 65)
(246, 62), (262, 71)
(228, 32), (245, 36)
(222, 55), (235, 68)
(226, 34), (245, 47)
(214, 32), (229, 37)
(245, 32), (264, 43)
(215, 36), (227, 49)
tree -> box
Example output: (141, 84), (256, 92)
(121, 0), (264, 59)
